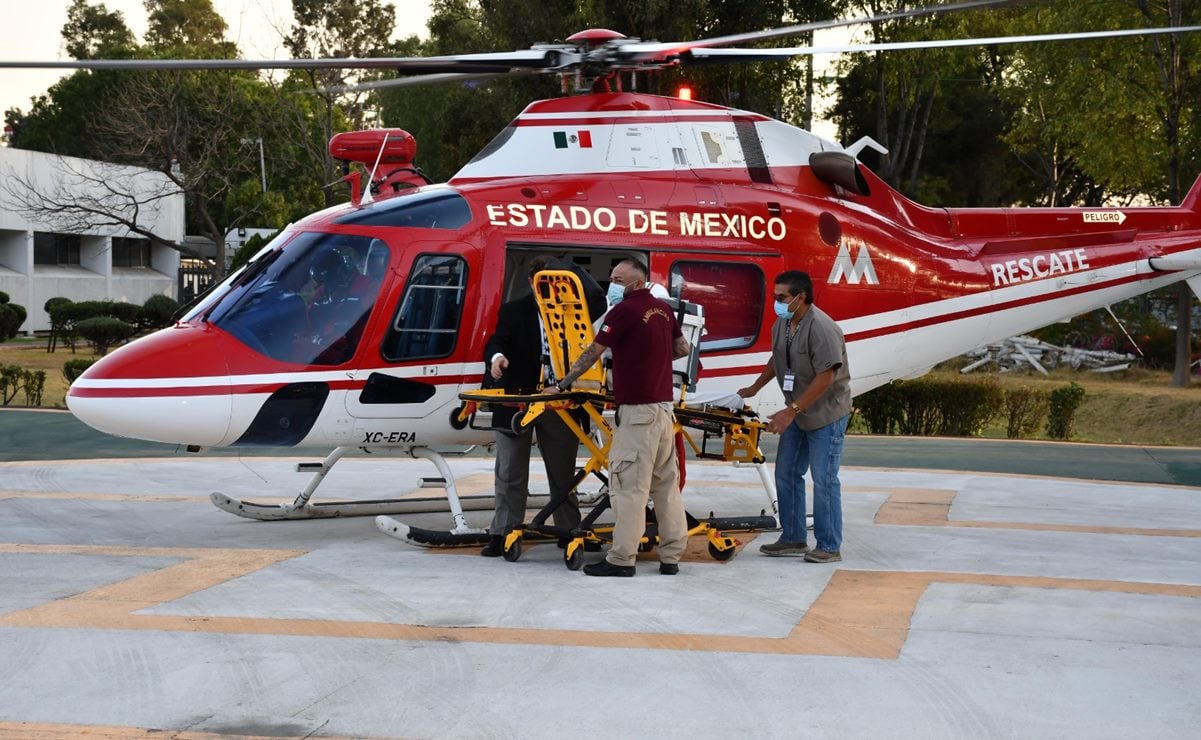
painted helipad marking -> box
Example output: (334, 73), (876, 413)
(3, 543), (1198, 661)
(875, 488), (1201, 537)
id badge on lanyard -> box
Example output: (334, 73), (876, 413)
(782, 373), (795, 392)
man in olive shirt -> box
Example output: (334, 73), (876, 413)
(738, 270), (852, 563)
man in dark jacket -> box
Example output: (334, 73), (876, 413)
(480, 256), (582, 556)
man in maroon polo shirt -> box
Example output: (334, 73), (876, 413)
(551, 258), (691, 577)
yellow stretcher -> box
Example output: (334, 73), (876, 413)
(455, 269), (776, 570)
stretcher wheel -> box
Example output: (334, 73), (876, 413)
(503, 538), (523, 562)
(511, 413), (532, 435)
(449, 405), (469, 430)
(565, 546), (583, 571)
(708, 542), (735, 561)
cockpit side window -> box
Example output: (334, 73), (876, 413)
(382, 254), (467, 361)
(208, 232), (391, 366)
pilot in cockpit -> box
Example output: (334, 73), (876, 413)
(308, 247), (364, 349)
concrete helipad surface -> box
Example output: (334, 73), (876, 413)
(1, 448), (1200, 739)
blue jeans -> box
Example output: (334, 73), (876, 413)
(774, 414), (848, 552)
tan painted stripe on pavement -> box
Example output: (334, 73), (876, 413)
(875, 488), (1201, 537)
(3, 544), (1199, 661)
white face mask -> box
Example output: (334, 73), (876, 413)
(607, 282), (626, 307)
(774, 300), (794, 319)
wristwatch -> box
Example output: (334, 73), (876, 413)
(790, 402), (802, 413)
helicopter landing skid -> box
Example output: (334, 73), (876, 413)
(374, 516), (490, 547)
(208, 492), (500, 521)
(207, 445), (493, 527)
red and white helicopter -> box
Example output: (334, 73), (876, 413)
(9, 2), (1201, 529)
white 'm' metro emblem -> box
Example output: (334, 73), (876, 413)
(827, 240), (879, 285)
(1083, 210), (1127, 225)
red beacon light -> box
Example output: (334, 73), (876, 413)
(328, 128), (417, 166)
(329, 128), (427, 205)
(676, 85), (693, 101)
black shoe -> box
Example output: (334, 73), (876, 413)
(659, 562), (679, 575)
(583, 560), (635, 577)
(480, 535), (503, 557)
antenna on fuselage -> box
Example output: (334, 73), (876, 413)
(360, 132), (393, 206)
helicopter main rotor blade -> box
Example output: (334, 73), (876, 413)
(0, 48), (573, 73)
(0, 1), (1012, 75)
(609, 0), (1013, 64)
(317, 70), (537, 94)
(680, 25), (1201, 63)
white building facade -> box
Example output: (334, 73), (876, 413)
(0, 147), (184, 334)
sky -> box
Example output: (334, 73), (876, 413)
(0, 0), (435, 115)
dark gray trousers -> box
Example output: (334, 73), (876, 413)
(490, 411), (582, 534)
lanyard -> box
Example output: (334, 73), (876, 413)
(784, 318), (804, 372)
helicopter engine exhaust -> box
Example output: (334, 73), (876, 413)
(809, 151), (871, 197)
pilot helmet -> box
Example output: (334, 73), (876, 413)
(310, 247), (356, 290)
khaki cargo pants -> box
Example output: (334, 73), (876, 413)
(605, 402), (687, 567)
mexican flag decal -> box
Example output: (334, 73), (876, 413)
(553, 130), (593, 149)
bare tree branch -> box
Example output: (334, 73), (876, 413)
(0, 155), (195, 256)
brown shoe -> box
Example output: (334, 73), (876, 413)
(803, 549), (841, 563)
(759, 539), (809, 557)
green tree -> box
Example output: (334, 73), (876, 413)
(990, 1), (1201, 385)
(62, 0), (136, 59)
(284, 0), (409, 205)
(829, 1), (1037, 204)
(144, 0), (238, 56)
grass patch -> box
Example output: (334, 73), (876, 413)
(891, 367), (1201, 447)
(0, 336), (92, 408)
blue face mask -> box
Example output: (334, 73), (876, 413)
(607, 282), (626, 307)
(774, 299), (794, 319)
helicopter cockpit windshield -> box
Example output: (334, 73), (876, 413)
(203, 232), (392, 366)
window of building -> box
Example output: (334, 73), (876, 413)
(669, 260), (764, 351)
(33, 233), (81, 266)
(382, 254), (467, 361)
(112, 237), (152, 268)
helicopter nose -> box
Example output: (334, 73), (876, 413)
(67, 324), (235, 446)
